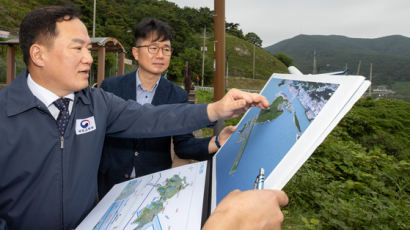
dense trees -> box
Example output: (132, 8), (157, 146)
(275, 52), (294, 67)
(244, 32), (262, 47)
(225, 22), (244, 39)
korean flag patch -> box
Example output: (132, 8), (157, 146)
(76, 116), (96, 135)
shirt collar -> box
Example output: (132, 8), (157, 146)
(27, 73), (75, 107)
(135, 69), (160, 92)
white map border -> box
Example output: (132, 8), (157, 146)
(77, 161), (207, 230)
(211, 73), (369, 211)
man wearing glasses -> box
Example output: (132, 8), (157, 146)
(98, 18), (234, 197)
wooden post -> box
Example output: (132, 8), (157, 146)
(214, 0), (225, 101)
(213, 0), (226, 135)
(6, 45), (15, 85)
(97, 46), (106, 87)
(118, 52), (125, 75)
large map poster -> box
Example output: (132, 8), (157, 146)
(215, 78), (339, 204)
(77, 161), (207, 230)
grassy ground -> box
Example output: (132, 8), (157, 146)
(227, 76), (268, 90)
(225, 34), (289, 79)
(194, 33), (289, 83)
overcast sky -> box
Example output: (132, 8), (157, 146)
(167, 0), (410, 47)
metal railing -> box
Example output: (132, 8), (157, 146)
(195, 86), (260, 93)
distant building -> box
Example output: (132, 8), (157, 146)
(373, 85), (395, 97)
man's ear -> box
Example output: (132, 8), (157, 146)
(132, 46), (139, 61)
(30, 44), (46, 67)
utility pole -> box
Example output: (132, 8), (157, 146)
(369, 63), (373, 97)
(213, 0), (226, 135)
(252, 44), (255, 79)
(201, 25), (207, 87)
(92, 0), (96, 37)
(312, 49), (317, 74)
(356, 60), (361, 75)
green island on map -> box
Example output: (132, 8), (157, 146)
(257, 96), (288, 123)
(132, 175), (188, 229)
(230, 96), (290, 174)
(294, 112), (301, 133)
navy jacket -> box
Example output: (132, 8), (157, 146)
(0, 71), (211, 230)
(98, 71), (212, 197)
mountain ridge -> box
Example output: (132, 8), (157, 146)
(265, 34), (410, 86)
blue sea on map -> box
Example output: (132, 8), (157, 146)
(216, 78), (339, 203)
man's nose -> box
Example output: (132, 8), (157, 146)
(83, 49), (93, 64)
(156, 48), (165, 57)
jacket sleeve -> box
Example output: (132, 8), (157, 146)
(0, 218), (7, 230)
(100, 77), (110, 91)
(173, 134), (213, 160)
(171, 89), (213, 160)
(102, 90), (213, 139)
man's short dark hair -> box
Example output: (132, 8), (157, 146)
(134, 18), (174, 45)
(19, 5), (81, 65)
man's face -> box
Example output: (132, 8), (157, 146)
(39, 18), (93, 96)
(132, 33), (171, 77)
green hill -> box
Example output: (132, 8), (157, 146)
(194, 33), (288, 82)
(265, 34), (410, 85)
(225, 34), (288, 79)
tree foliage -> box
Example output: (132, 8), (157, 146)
(275, 52), (294, 67)
(245, 32), (262, 47)
(265, 34), (410, 86)
(225, 22), (244, 39)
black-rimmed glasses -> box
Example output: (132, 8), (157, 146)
(136, 45), (173, 56)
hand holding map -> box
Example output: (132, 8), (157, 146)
(203, 189), (288, 230)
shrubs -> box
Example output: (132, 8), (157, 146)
(283, 98), (410, 229)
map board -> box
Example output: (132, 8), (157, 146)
(211, 73), (369, 209)
(77, 161), (207, 230)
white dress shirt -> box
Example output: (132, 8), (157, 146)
(27, 73), (74, 120)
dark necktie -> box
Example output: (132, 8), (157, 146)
(53, 98), (71, 136)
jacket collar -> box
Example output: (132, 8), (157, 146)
(115, 70), (169, 104)
(6, 70), (90, 116)
(124, 71), (137, 100)
(151, 76), (170, 105)
(6, 70), (42, 116)
(75, 88), (91, 106)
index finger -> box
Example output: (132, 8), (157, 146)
(249, 94), (270, 109)
(229, 89), (254, 103)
